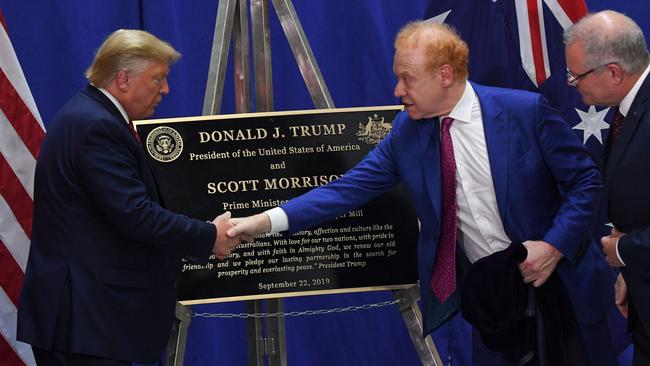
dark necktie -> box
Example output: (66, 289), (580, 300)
(127, 120), (141, 143)
(610, 108), (625, 144)
(430, 117), (457, 303)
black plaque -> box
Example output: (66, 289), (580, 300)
(134, 106), (418, 304)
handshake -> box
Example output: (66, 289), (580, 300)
(209, 211), (273, 259)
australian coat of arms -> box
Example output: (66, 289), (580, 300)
(356, 114), (392, 145)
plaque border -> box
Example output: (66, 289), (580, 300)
(180, 283), (415, 305)
(135, 105), (419, 304)
(133, 105), (404, 129)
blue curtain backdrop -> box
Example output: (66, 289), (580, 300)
(2, 1), (648, 365)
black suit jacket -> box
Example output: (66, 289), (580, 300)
(605, 72), (650, 343)
(461, 244), (587, 366)
(17, 85), (215, 363)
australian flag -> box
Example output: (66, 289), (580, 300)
(423, 1), (630, 364)
(425, 0), (611, 162)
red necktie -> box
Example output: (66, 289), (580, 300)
(430, 117), (457, 303)
(127, 120), (141, 143)
(610, 108), (625, 144)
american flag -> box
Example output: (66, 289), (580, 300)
(0, 10), (44, 366)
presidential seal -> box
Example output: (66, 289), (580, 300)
(356, 113), (392, 145)
(146, 126), (183, 162)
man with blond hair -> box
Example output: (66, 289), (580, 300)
(566, 10), (650, 366)
(228, 21), (617, 365)
(17, 29), (240, 365)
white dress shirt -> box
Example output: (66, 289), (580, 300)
(618, 64), (650, 117)
(267, 81), (511, 263)
(444, 81), (510, 262)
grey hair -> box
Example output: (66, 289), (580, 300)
(564, 11), (649, 74)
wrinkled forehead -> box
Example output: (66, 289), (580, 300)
(393, 46), (426, 74)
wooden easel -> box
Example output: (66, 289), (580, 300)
(166, 1), (443, 365)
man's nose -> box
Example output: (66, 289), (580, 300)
(160, 79), (170, 95)
(393, 80), (405, 98)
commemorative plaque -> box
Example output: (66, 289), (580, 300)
(134, 106), (419, 304)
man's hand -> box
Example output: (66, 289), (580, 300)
(227, 213), (272, 240)
(601, 227), (625, 267)
(212, 211), (240, 259)
(614, 272), (628, 319)
(518, 240), (563, 287)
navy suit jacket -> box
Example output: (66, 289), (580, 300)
(280, 83), (611, 335)
(605, 73), (650, 340)
(17, 85), (215, 363)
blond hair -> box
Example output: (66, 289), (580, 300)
(85, 29), (181, 87)
(395, 21), (469, 80)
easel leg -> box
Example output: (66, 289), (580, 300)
(393, 285), (444, 366)
(166, 302), (193, 366)
(247, 300), (265, 366)
(247, 299), (287, 366)
(266, 299), (287, 365)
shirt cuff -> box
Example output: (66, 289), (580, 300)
(615, 237), (626, 266)
(265, 207), (288, 233)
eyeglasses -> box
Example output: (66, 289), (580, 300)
(566, 62), (615, 86)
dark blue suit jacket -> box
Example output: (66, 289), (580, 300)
(605, 73), (650, 343)
(280, 83), (612, 335)
(17, 85), (215, 363)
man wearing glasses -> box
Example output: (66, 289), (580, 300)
(230, 20), (618, 365)
(567, 64), (614, 87)
(565, 10), (650, 366)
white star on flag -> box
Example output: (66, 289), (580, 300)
(572, 105), (611, 144)
(426, 10), (451, 24)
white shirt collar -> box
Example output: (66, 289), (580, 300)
(95, 86), (130, 124)
(619, 63), (650, 117)
(444, 80), (475, 123)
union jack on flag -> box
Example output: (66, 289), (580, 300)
(514, 0), (587, 86)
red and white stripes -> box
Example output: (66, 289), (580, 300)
(515, 0), (587, 87)
(0, 10), (44, 366)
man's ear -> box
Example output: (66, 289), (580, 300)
(439, 64), (455, 87)
(115, 69), (130, 91)
(607, 63), (625, 86)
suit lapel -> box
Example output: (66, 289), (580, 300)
(474, 85), (509, 225)
(605, 75), (650, 197)
(83, 84), (129, 125)
(83, 84), (163, 203)
(418, 118), (442, 222)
